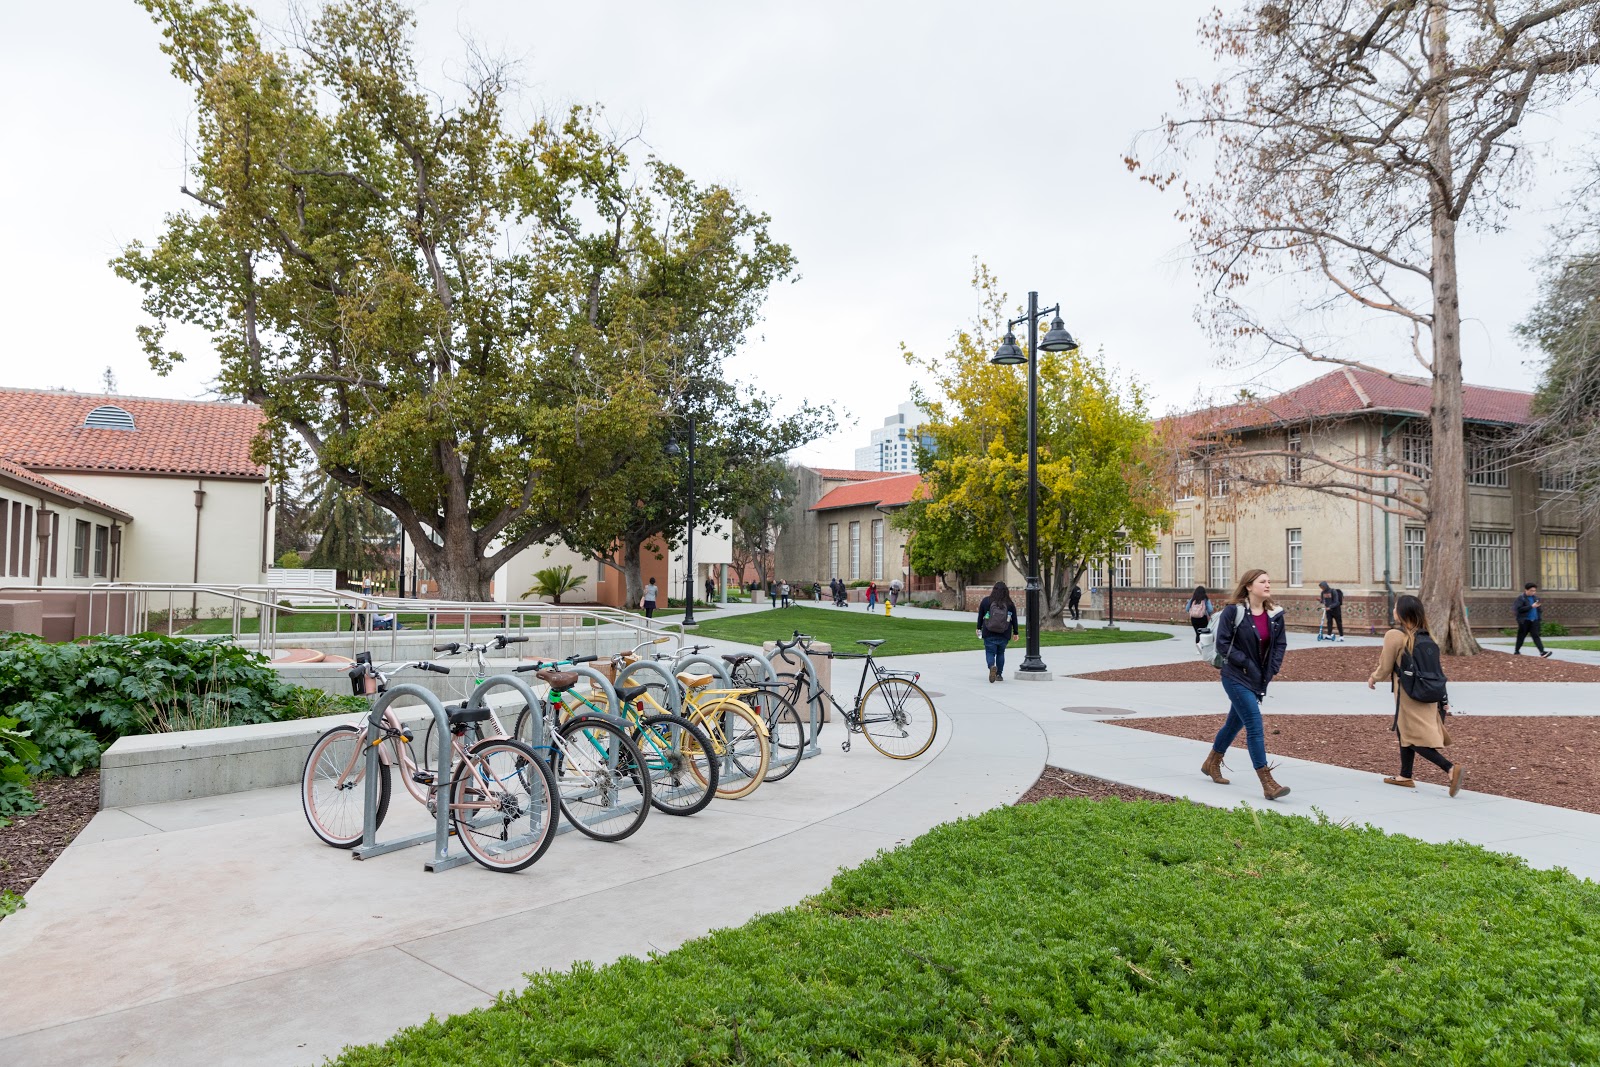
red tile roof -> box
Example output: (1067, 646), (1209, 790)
(0, 457), (134, 521)
(807, 467), (902, 482)
(811, 472), (924, 512)
(0, 389), (267, 479)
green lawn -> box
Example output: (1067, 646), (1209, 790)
(1542, 639), (1600, 651)
(331, 799), (1600, 1066)
(688, 607), (1169, 655)
(175, 603), (723, 635)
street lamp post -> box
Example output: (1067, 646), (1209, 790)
(666, 419), (698, 629)
(991, 291), (1078, 678)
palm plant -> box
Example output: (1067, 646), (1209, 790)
(524, 564), (588, 605)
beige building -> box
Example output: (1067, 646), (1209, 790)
(774, 468), (934, 597)
(1104, 368), (1596, 632)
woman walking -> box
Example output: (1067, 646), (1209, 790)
(1198, 568), (1292, 800)
(865, 581), (878, 612)
(1367, 595), (1465, 795)
(975, 581), (1019, 683)
(641, 578), (659, 619)
(1184, 585), (1212, 641)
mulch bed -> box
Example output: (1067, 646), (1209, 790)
(1075, 645), (1600, 683)
(1, 772), (100, 902)
(1017, 767), (1177, 805)
(1118, 715), (1600, 814)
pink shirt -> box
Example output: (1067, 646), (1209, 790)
(1251, 609), (1270, 643)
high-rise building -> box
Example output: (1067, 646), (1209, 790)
(852, 401), (930, 473)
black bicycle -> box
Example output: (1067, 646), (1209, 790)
(772, 632), (938, 759)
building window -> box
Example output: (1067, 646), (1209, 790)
(828, 523), (840, 579)
(871, 519), (884, 579)
(1208, 463), (1229, 498)
(1144, 548), (1161, 588)
(0, 499), (10, 578)
(1114, 544), (1132, 588)
(1469, 529), (1511, 590)
(74, 519), (90, 577)
(849, 522), (861, 581)
(1286, 529), (1303, 587)
(1175, 541), (1195, 588)
(1286, 430), (1302, 482)
(1466, 435), (1509, 488)
(1088, 562), (1101, 589)
(93, 524), (109, 578)
(1403, 526), (1425, 589)
(1540, 534), (1579, 592)
(1176, 460), (1197, 502)
(1540, 468), (1577, 492)
(1209, 540), (1232, 589)
(16, 504), (32, 578)
(1399, 428), (1431, 476)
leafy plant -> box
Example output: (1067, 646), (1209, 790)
(0, 715), (41, 824)
(275, 549), (304, 569)
(0, 889), (23, 919)
(523, 564), (588, 605)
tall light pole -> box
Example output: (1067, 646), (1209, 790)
(991, 291), (1078, 678)
(666, 419), (698, 629)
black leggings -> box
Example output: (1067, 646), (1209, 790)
(1324, 606), (1344, 636)
(1515, 619), (1546, 654)
(1189, 617), (1207, 639)
(1399, 742), (1452, 778)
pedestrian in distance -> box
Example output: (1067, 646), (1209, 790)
(1198, 568), (1292, 800)
(812, 580), (822, 602)
(889, 577), (903, 607)
(865, 581), (878, 612)
(1184, 585), (1212, 642)
(833, 578), (848, 607)
(1513, 582), (1553, 657)
(779, 580), (792, 609)
(641, 578), (659, 619)
(1368, 594), (1466, 796)
(976, 581), (1019, 683)
(1068, 584), (1082, 622)
(1317, 581), (1345, 641)
(705, 575), (716, 603)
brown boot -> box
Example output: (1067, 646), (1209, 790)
(1200, 749), (1230, 784)
(1256, 765), (1291, 801)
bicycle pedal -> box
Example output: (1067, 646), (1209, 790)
(412, 771), (436, 785)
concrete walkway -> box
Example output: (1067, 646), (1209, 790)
(4, 615), (1596, 1066)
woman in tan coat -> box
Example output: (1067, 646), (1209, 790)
(1367, 594), (1466, 796)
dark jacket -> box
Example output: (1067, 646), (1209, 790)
(1068, 586), (1082, 605)
(1319, 586), (1342, 610)
(1514, 593), (1540, 623)
(976, 596), (1019, 637)
(1216, 603), (1288, 694)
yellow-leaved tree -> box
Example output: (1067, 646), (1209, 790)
(905, 267), (1172, 626)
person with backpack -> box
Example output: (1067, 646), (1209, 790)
(1317, 581), (1345, 641)
(889, 577), (903, 607)
(865, 581), (878, 612)
(1068, 584), (1082, 622)
(1367, 594), (1465, 795)
(976, 581), (1020, 683)
(1184, 585), (1212, 641)
(1198, 568), (1292, 800)
(1513, 582), (1552, 657)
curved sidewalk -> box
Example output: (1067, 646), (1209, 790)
(0, 642), (1045, 1067)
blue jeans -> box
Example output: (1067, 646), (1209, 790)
(1214, 676), (1268, 770)
(983, 634), (1010, 674)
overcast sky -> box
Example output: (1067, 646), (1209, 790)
(2, 1), (1592, 467)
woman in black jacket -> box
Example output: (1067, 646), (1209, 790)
(1199, 568), (1292, 800)
(975, 582), (1020, 683)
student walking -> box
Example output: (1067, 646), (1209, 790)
(1067, 584), (1082, 622)
(1198, 568), (1292, 800)
(889, 577), (903, 607)
(865, 581), (878, 612)
(1184, 585), (1212, 641)
(1317, 581), (1346, 641)
(1514, 582), (1552, 657)
(641, 578), (659, 619)
(1368, 594), (1466, 795)
(976, 581), (1019, 683)
(705, 575), (716, 603)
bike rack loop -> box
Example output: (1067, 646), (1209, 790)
(766, 643), (825, 760)
(466, 674), (546, 750)
(613, 659), (684, 715)
(672, 653), (732, 687)
(355, 685), (470, 872)
(569, 665), (620, 715)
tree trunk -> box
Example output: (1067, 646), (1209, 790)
(1419, 0), (1480, 656)
(621, 536), (645, 609)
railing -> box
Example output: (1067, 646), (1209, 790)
(77, 582), (680, 659)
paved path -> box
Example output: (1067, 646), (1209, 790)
(4, 615), (1596, 1066)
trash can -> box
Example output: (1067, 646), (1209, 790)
(763, 640), (832, 721)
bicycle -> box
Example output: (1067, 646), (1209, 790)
(300, 655), (560, 873)
(779, 632), (938, 759)
(719, 648), (807, 783)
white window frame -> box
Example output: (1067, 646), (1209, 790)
(1466, 435), (1510, 488)
(1114, 544), (1132, 588)
(1469, 529), (1512, 590)
(1286, 429), (1302, 483)
(871, 519), (885, 579)
(1403, 526), (1425, 589)
(849, 521), (861, 581)
(1176, 460), (1197, 502)
(828, 523), (840, 579)
(1540, 533), (1579, 592)
(1540, 468), (1577, 492)
(1208, 463), (1229, 498)
(1208, 540), (1232, 590)
(1286, 528), (1303, 587)
(1144, 548), (1161, 588)
(1400, 428), (1432, 476)
(1175, 541), (1195, 588)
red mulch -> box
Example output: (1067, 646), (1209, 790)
(1017, 767), (1177, 805)
(1076, 645), (1600, 683)
(1117, 715), (1600, 813)
(0, 772), (100, 903)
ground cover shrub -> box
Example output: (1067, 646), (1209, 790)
(1498, 622), (1571, 637)
(331, 799), (1600, 1066)
(0, 715), (41, 824)
(692, 610), (1170, 656)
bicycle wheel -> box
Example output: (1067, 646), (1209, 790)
(688, 698), (769, 800)
(553, 717), (652, 841)
(302, 724), (389, 848)
(746, 689), (805, 783)
(633, 713), (718, 815)
(450, 738), (558, 873)
(857, 678), (938, 759)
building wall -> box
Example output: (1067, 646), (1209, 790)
(0, 487), (126, 589)
(501, 523), (735, 609)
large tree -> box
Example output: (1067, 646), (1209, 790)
(117, 0), (792, 600)
(895, 492), (1004, 609)
(1131, 0), (1600, 653)
(906, 269), (1172, 628)
(728, 459), (798, 595)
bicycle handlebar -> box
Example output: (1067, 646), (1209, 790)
(417, 661), (450, 674)
(432, 642), (460, 654)
(494, 634), (528, 648)
(512, 654), (596, 673)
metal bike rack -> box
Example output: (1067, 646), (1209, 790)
(570, 665), (620, 714)
(672, 653), (732, 686)
(354, 685), (470, 872)
(466, 674), (546, 749)
(614, 659), (684, 715)
(766, 644), (826, 760)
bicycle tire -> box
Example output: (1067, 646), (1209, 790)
(450, 737), (558, 873)
(552, 716), (652, 841)
(302, 724), (389, 848)
(633, 713), (718, 816)
(746, 689), (805, 783)
(687, 697), (769, 800)
(857, 678), (938, 759)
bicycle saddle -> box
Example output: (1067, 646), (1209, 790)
(677, 671), (715, 689)
(720, 652), (755, 665)
(445, 705), (492, 726)
(615, 683), (650, 702)
(536, 669), (580, 692)
(856, 639), (886, 648)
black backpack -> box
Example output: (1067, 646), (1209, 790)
(983, 602), (1013, 635)
(1397, 632), (1448, 704)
